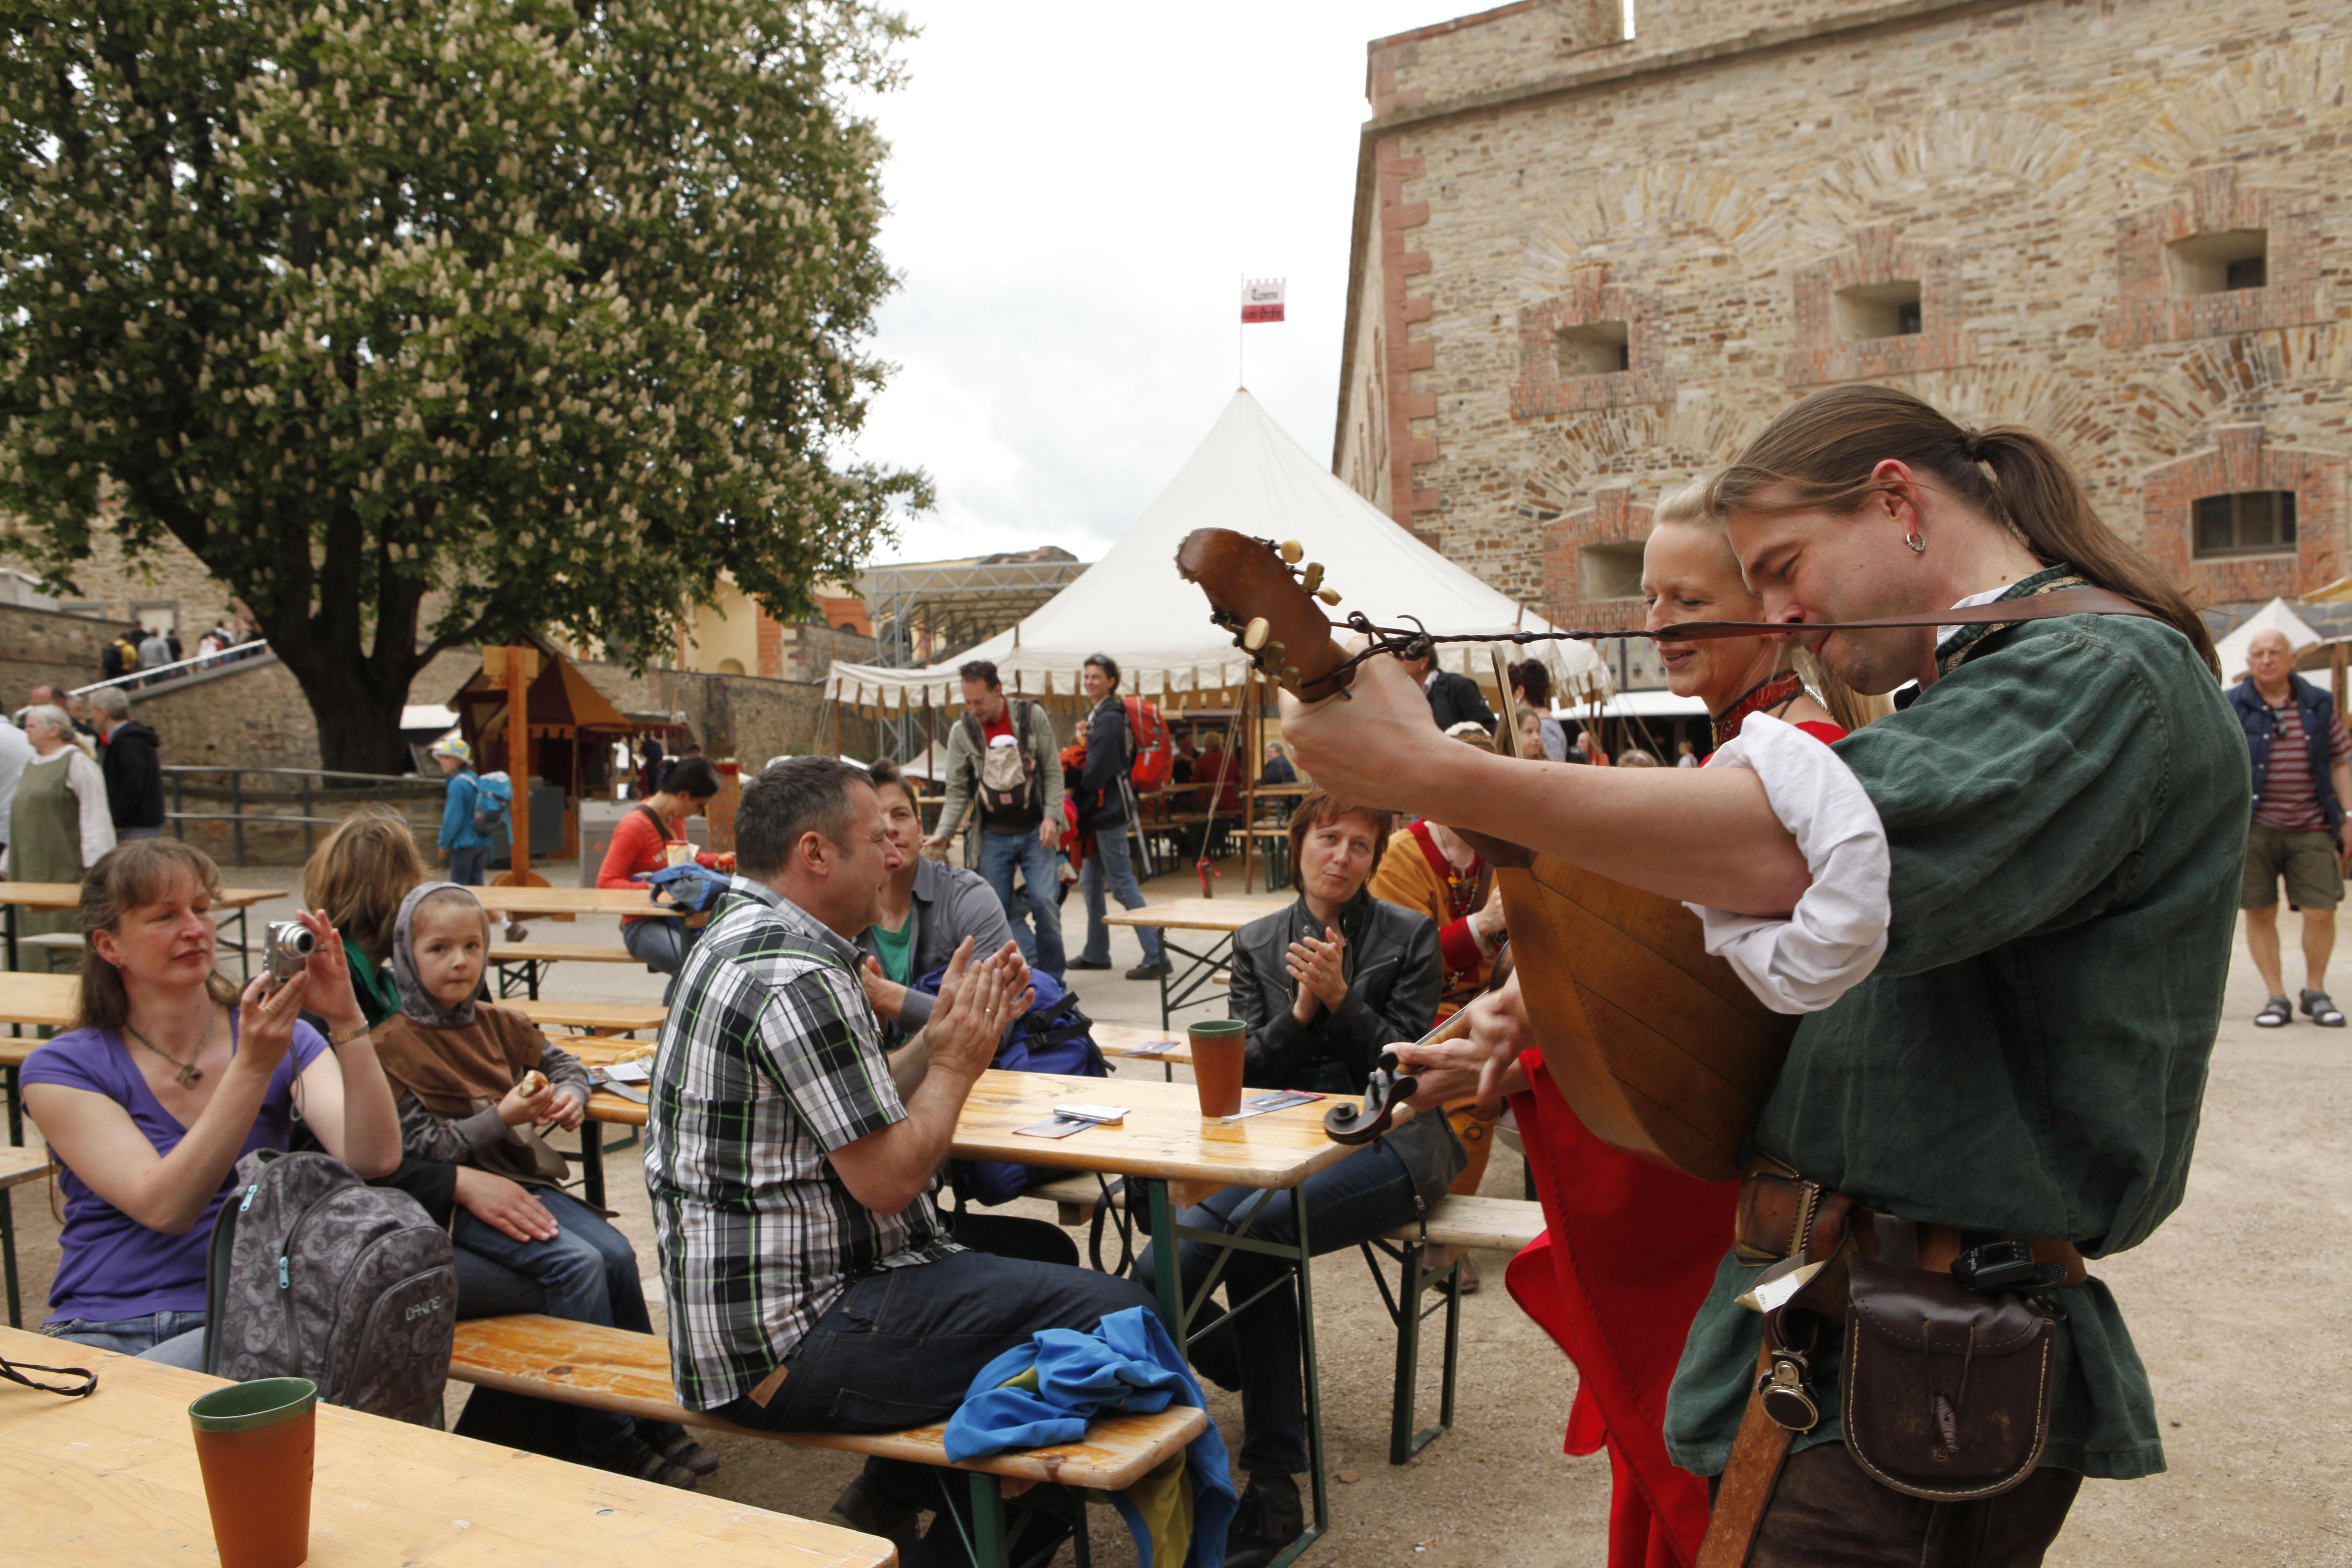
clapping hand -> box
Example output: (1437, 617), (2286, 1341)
(926, 939), (1034, 1078)
(861, 955), (908, 1020)
(1286, 925), (1349, 1021)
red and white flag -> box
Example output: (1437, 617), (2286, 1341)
(1240, 278), (1286, 324)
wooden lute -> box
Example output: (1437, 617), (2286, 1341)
(1176, 526), (1795, 1181)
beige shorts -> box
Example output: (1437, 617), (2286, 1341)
(2241, 822), (2344, 911)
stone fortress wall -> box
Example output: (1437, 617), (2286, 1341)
(1335, 0), (2352, 644)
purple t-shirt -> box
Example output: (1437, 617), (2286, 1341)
(23, 1021), (328, 1322)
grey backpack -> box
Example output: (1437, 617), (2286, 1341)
(202, 1149), (457, 1426)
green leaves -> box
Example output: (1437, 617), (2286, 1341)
(0, 0), (928, 766)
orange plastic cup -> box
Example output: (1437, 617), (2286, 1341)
(188, 1377), (317, 1568)
(1188, 1019), (1247, 1118)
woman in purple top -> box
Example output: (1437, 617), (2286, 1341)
(23, 839), (401, 1365)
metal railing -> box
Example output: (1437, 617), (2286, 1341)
(163, 764), (443, 864)
(75, 641), (273, 697)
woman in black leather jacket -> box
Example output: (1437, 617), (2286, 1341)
(1136, 790), (1455, 1568)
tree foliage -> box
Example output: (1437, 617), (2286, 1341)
(0, 0), (928, 769)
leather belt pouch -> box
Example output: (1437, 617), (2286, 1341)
(1840, 1252), (2055, 1501)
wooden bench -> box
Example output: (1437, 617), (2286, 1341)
(448, 1314), (1208, 1567)
(1028, 1176), (1545, 1465)
(0, 1142), (52, 1328)
(489, 941), (646, 1000)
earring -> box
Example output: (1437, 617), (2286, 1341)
(1905, 530), (1927, 554)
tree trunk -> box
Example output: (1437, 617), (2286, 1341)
(276, 648), (418, 775)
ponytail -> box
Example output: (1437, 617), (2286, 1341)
(1708, 386), (2218, 675)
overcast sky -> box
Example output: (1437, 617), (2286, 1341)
(847, 2), (1449, 567)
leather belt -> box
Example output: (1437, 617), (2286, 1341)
(1734, 1158), (2088, 1287)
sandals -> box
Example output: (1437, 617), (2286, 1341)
(2302, 989), (2347, 1027)
(2256, 996), (2293, 1028)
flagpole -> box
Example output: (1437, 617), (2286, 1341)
(1238, 273), (1245, 388)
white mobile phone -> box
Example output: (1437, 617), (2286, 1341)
(1051, 1103), (1129, 1125)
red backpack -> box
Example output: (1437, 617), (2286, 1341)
(1122, 696), (1174, 790)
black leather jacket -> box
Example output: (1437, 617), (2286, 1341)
(1228, 891), (1463, 1202)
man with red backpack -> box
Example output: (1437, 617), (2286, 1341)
(925, 659), (1066, 981)
(1068, 654), (1167, 980)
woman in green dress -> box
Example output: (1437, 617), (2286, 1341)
(11, 704), (118, 956)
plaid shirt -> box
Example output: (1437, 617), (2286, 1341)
(644, 878), (959, 1411)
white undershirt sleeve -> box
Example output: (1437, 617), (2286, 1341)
(1688, 712), (1890, 1014)
(66, 750), (118, 867)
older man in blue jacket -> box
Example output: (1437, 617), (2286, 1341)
(2231, 627), (2352, 1028)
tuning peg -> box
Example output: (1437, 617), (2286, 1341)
(1279, 539), (1303, 564)
(1317, 588), (1341, 606)
(1266, 640), (1286, 666)
(1284, 665), (1303, 688)
(1301, 562), (1325, 593)
(1243, 616), (1270, 651)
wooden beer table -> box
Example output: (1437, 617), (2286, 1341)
(472, 885), (670, 919)
(0, 1326), (894, 1568)
(1101, 894), (1289, 1028)
(0, 884), (284, 978)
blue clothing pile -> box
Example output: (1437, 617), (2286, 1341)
(944, 1305), (1235, 1568)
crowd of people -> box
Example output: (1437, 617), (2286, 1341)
(11, 381), (2278, 1568)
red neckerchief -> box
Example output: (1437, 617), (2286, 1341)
(1710, 671), (1805, 749)
(1408, 818), (1483, 922)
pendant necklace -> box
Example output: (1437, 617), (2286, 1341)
(126, 1007), (217, 1090)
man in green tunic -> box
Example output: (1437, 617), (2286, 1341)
(1281, 385), (2241, 1566)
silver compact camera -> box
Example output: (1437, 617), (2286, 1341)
(262, 921), (316, 983)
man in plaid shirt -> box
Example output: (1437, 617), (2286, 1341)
(646, 757), (1157, 1559)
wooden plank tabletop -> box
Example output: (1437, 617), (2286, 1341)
(490, 942), (642, 964)
(0, 972), (78, 1034)
(0, 1326), (895, 1568)
(593, 1067), (1349, 1188)
(474, 886), (670, 918)
(1094, 1021), (1194, 1067)
(952, 1067), (1348, 1189)
(0, 884), (284, 911)
(1100, 895), (1289, 934)
(510, 999), (668, 1036)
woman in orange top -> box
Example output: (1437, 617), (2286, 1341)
(597, 755), (727, 996)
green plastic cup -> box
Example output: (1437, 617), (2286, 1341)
(189, 1377), (317, 1568)
(1188, 1018), (1248, 1117)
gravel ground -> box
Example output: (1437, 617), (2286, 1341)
(9, 861), (2347, 1565)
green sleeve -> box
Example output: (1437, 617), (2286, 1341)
(1835, 622), (2187, 976)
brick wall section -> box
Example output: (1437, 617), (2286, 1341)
(130, 656), (323, 771)
(1784, 225), (1973, 385)
(1336, 3), (2352, 610)
(2104, 167), (2331, 348)
(1539, 487), (1653, 634)
(2139, 426), (2349, 606)
(0, 602), (117, 703)
(1512, 266), (1674, 415)
(1376, 139), (1441, 535)
(0, 505), (242, 637)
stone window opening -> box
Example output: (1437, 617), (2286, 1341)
(1578, 541), (1645, 601)
(2166, 230), (2267, 297)
(1835, 281), (1923, 341)
(2192, 490), (2297, 560)
(1557, 320), (1632, 377)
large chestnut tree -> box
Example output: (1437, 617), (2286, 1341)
(0, 0), (927, 770)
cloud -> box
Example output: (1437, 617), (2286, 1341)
(849, 0), (1442, 565)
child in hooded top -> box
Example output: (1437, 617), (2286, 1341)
(370, 882), (717, 1488)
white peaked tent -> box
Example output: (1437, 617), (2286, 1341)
(825, 391), (1612, 711)
(2213, 597), (2322, 683)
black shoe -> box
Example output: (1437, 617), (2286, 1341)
(1067, 957), (1113, 971)
(826, 1474), (924, 1558)
(1223, 1472), (1304, 1568)
(637, 1419), (722, 1477)
(585, 1434), (698, 1489)
(1125, 959), (1171, 981)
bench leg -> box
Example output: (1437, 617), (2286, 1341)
(967, 1473), (1008, 1568)
(2, 1186), (17, 1329)
(578, 1123), (605, 1211)
(1380, 1243), (1463, 1466)
(1278, 1189), (1328, 1567)
(5, 1063), (18, 1148)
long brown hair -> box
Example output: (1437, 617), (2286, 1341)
(1705, 386), (2217, 673)
(301, 808), (426, 967)
(1285, 789), (1393, 896)
(77, 840), (241, 1032)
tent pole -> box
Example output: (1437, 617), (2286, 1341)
(1243, 672), (1259, 893)
(832, 697), (842, 760)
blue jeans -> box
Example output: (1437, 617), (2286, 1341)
(454, 1187), (651, 1458)
(448, 846), (490, 886)
(1134, 1140), (1419, 1475)
(622, 918), (693, 1005)
(718, 1249), (1160, 1563)
(978, 828), (1066, 979)
(44, 1309), (209, 1367)
(1079, 822), (1160, 966)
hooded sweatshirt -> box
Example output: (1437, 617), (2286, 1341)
(99, 718), (165, 831)
(370, 882), (591, 1181)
